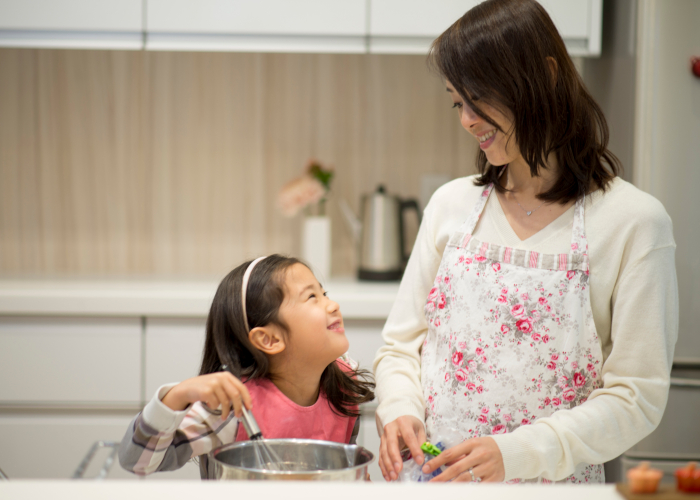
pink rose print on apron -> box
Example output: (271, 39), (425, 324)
(421, 183), (605, 484)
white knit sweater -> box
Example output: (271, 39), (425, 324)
(373, 175), (678, 481)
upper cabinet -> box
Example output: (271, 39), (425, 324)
(369, 0), (602, 56)
(0, 0), (602, 57)
(0, 0), (143, 50)
(146, 0), (368, 53)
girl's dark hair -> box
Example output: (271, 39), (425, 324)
(428, 0), (620, 203)
(199, 254), (374, 418)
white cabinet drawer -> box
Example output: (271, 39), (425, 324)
(145, 317), (206, 398)
(0, 316), (142, 405)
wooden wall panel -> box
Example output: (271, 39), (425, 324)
(0, 49), (477, 278)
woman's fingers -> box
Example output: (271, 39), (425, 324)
(213, 386), (230, 419)
(382, 424), (402, 480)
(398, 418), (424, 466)
(220, 378), (243, 418)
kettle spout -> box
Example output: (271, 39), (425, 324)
(338, 198), (362, 244)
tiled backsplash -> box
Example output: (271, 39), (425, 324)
(0, 49), (477, 277)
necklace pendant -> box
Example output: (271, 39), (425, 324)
(526, 211), (532, 216)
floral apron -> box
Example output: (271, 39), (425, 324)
(422, 183), (605, 484)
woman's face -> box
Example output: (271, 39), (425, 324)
(446, 80), (521, 167)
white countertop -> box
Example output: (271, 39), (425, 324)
(0, 480), (624, 500)
(0, 278), (400, 319)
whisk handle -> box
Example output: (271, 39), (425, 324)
(240, 406), (263, 440)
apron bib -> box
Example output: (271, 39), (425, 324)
(421, 183), (605, 484)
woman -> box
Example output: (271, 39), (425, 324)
(373, 0), (678, 484)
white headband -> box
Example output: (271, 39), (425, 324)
(241, 256), (268, 332)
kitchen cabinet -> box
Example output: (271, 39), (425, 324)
(145, 0), (368, 53)
(0, 0), (601, 56)
(0, 0), (143, 49)
(369, 0), (602, 55)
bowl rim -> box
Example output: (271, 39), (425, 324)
(209, 438), (375, 475)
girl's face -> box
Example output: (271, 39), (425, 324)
(446, 80), (521, 167)
(277, 263), (348, 369)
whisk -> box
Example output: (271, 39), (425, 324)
(239, 405), (288, 471)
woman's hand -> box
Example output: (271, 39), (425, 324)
(423, 436), (505, 483)
(378, 415), (426, 481)
(161, 372), (252, 420)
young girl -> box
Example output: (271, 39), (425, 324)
(118, 254), (375, 478)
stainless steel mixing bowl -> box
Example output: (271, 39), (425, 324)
(209, 439), (374, 481)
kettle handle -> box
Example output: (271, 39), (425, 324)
(399, 199), (422, 264)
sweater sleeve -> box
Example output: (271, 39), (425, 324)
(490, 243), (678, 481)
(118, 383), (239, 475)
(373, 197), (443, 430)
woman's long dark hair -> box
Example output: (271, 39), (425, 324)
(199, 254), (374, 417)
(428, 0), (620, 203)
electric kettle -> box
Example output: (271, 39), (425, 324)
(340, 185), (421, 281)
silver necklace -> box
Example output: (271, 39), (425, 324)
(507, 168), (546, 216)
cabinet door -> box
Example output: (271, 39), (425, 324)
(0, 316), (142, 405)
(145, 318), (206, 398)
(369, 0), (601, 56)
(0, 0), (143, 49)
(146, 0), (367, 53)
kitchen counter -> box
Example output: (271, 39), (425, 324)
(0, 480), (625, 500)
(0, 277), (400, 319)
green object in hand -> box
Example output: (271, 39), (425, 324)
(421, 442), (442, 457)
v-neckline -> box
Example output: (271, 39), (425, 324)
(486, 188), (576, 246)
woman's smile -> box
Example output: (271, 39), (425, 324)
(477, 129), (497, 150)
(327, 319), (345, 333)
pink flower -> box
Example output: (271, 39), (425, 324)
(551, 354), (559, 361)
(452, 352), (463, 366)
(571, 243), (578, 251)
(542, 334), (550, 343)
(444, 373), (450, 382)
(538, 297), (547, 305)
(458, 256), (465, 263)
(426, 301), (435, 313)
(482, 356), (488, 363)
(567, 270), (576, 280)
(552, 397), (561, 406)
(563, 388), (576, 402)
(572, 361), (579, 370)
(501, 287), (509, 295)
(521, 418), (530, 425)
(586, 363), (594, 372)
(428, 287), (439, 301)
(545, 305), (552, 312)
(516, 318), (533, 333)
(531, 333), (541, 341)
(444, 276), (450, 284)
(278, 173), (326, 216)
(504, 414), (512, 422)
(478, 414), (488, 424)
(573, 372), (586, 387)
(511, 304), (525, 317)
(465, 257), (473, 264)
(558, 376), (569, 389)
(466, 382), (476, 391)
(497, 295), (507, 304)
(492, 424), (507, 434)
(501, 324), (510, 335)
(546, 361), (557, 370)
(544, 397), (551, 405)
(521, 293), (529, 301)
(468, 359), (477, 369)
(434, 318), (441, 327)
(455, 369), (468, 382)
(591, 371), (598, 378)
(481, 407), (490, 415)
(475, 255), (487, 262)
(492, 263), (501, 272)
(531, 310), (540, 320)
(476, 347), (484, 356)
(458, 341), (467, 350)
(437, 293), (446, 309)
(476, 385), (484, 394)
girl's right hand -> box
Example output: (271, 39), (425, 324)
(378, 415), (426, 481)
(161, 372), (252, 421)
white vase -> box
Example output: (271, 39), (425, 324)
(302, 216), (331, 281)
